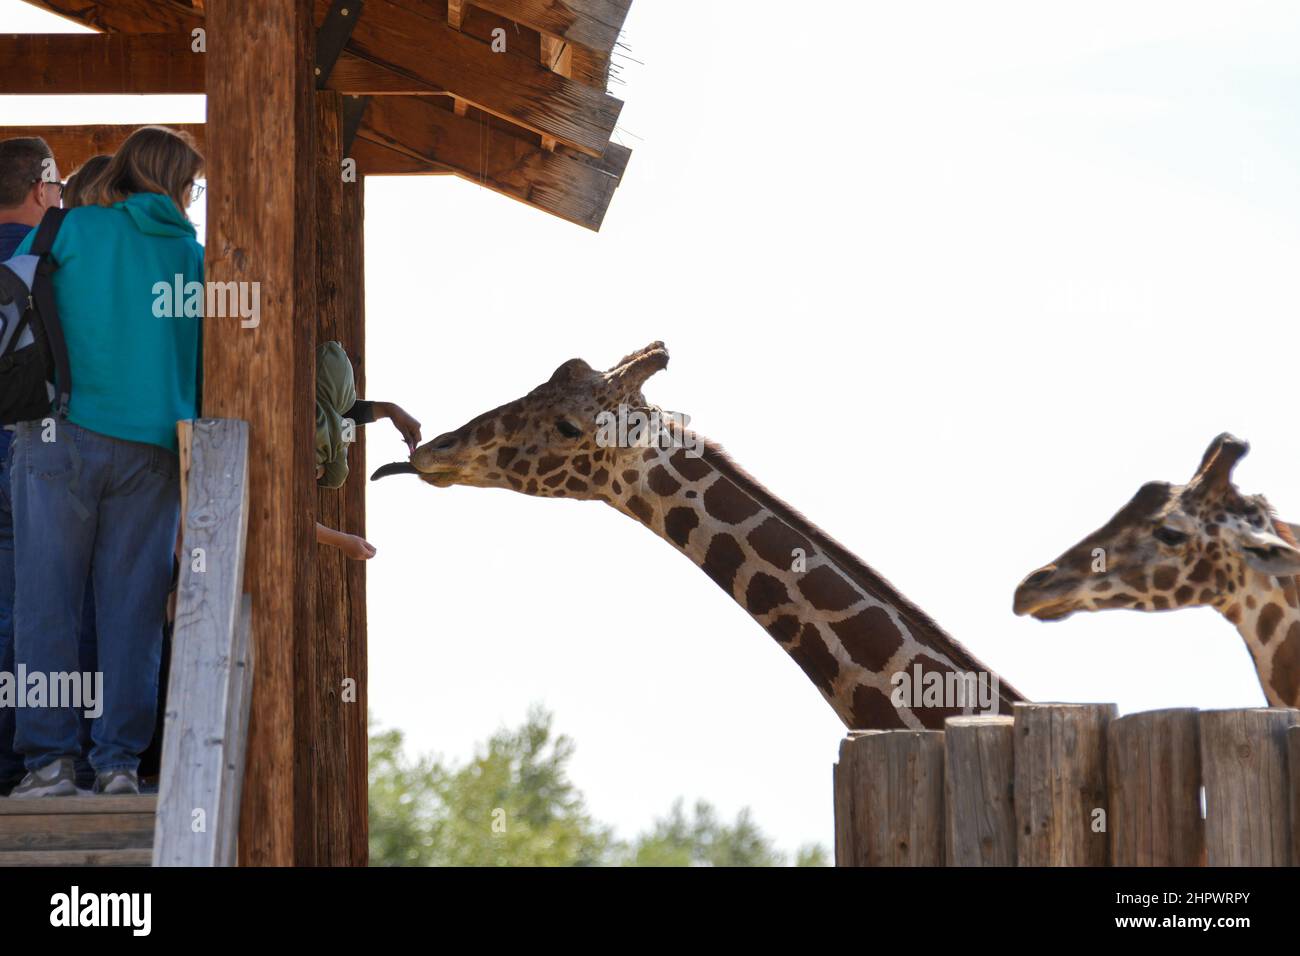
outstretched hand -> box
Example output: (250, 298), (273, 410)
(379, 401), (422, 454)
(339, 533), (378, 561)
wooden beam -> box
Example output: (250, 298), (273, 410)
(0, 33), (203, 95)
(204, 0), (318, 868)
(351, 134), (453, 176)
(359, 95), (622, 230)
(471, 0), (631, 55)
(322, 0), (622, 156)
(17, 0), (201, 32)
(0, 124), (206, 174)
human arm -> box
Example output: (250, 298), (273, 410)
(316, 521), (377, 560)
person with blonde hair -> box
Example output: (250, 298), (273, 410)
(8, 125), (203, 798)
(61, 154), (111, 211)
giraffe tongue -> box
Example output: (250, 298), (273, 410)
(370, 462), (420, 480)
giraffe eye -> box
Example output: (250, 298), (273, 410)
(1153, 527), (1188, 546)
(556, 420), (582, 439)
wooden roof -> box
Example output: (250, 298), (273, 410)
(6, 0), (634, 230)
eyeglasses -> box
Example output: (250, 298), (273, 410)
(33, 178), (65, 199)
(190, 183), (205, 202)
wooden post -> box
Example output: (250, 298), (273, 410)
(1013, 703), (1115, 866)
(205, 0), (319, 866)
(834, 730), (945, 866)
(1107, 708), (1203, 866)
(1289, 726), (1300, 866)
(944, 716), (1016, 866)
(299, 90), (369, 865)
(1200, 708), (1300, 865)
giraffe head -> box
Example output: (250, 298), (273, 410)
(372, 342), (680, 501)
(1013, 433), (1300, 623)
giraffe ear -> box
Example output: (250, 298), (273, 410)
(608, 342), (669, 393)
(549, 358), (593, 385)
(1231, 526), (1300, 575)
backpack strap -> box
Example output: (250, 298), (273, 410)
(29, 207), (71, 417)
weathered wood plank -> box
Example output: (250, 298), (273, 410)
(1107, 708), (1204, 866)
(835, 730), (945, 866)
(16, 0), (201, 32)
(329, 0), (623, 155)
(472, 0), (631, 54)
(944, 715), (1016, 866)
(0, 848), (153, 866)
(0, 794), (155, 815)
(1200, 708), (1299, 865)
(0, 33), (203, 95)
(152, 419), (250, 867)
(0, 124), (206, 176)
(0, 814), (155, 852)
(351, 134), (453, 176)
(359, 95), (621, 230)
(1290, 726), (1300, 866)
(1013, 702), (1115, 866)
(218, 595), (253, 867)
(204, 0), (318, 868)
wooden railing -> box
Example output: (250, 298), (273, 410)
(152, 419), (254, 867)
(834, 703), (1300, 866)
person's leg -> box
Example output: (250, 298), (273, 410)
(11, 421), (101, 774)
(88, 436), (178, 777)
(0, 430), (20, 792)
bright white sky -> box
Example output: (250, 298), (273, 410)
(4, 0), (1299, 855)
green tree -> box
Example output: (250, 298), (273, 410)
(368, 707), (829, 867)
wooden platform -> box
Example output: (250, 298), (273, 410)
(0, 795), (156, 867)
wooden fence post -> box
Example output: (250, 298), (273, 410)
(945, 716), (1016, 866)
(1288, 726), (1300, 866)
(1107, 708), (1203, 866)
(1014, 703), (1115, 866)
(1200, 708), (1299, 865)
(834, 730), (945, 866)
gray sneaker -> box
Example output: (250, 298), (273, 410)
(9, 758), (78, 798)
(93, 769), (139, 795)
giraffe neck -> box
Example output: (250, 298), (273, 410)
(601, 434), (1023, 729)
(1222, 572), (1300, 707)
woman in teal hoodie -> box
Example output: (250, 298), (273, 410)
(8, 126), (203, 798)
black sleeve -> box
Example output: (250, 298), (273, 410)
(344, 400), (377, 425)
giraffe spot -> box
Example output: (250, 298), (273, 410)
(748, 517), (811, 570)
(501, 413), (524, 434)
(1214, 569), (1227, 590)
(1097, 594), (1137, 609)
(611, 481), (622, 495)
(1271, 622), (1300, 704)
(766, 615), (800, 645)
(1188, 559), (1213, 584)
(543, 471), (566, 489)
(1151, 595), (1169, 610)
(591, 467), (609, 486)
(1206, 524), (1219, 537)
(496, 447), (518, 469)
(830, 606), (903, 671)
(1198, 588), (1215, 603)
(1282, 579), (1299, 609)
(646, 465), (682, 497)
(1257, 603), (1283, 644)
(797, 565), (861, 612)
(626, 495), (653, 526)
(487, 472), (501, 480)
(642, 448), (658, 462)
(788, 623), (838, 696)
(592, 449), (604, 462)
(1246, 595), (1257, 610)
(571, 454), (592, 476)
(525, 479), (538, 495)
(1094, 580), (1113, 593)
(1174, 585), (1195, 605)
(703, 477), (762, 525)
(621, 470), (639, 484)
(1152, 566), (1178, 591)
(1225, 603), (1242, 624)
(910, 655), (969, 726)
(537, 455), (566, 475)
(664, 507), (698, 547)
(670, 448), (710, 482)
(476, 423), (495, 443)
(700, 533), (745, 595)
(685, 490), (697, 499)
(852, 684), (907, 730)
(1119, 568), (1147, 592)
(566, 477), (587, 493)
(506, 475), (523, 491)
(746, 573), (790, 615)
(511, 459), (531, 476)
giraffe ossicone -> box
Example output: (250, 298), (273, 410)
(373, 342), (1024, 729)
(1013, 432), (1300, 707)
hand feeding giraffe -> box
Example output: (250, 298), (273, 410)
(373, 342), (1023, 729)
(1013, 433), (1300, 707)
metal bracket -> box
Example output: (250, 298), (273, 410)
(315, 0), (364, 89)
(341, 95), (371, 155)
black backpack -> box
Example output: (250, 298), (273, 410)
(0, 206), (72, 425)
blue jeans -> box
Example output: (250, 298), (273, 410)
(10, 420), (178, 774)
(0, 429), (18, 786)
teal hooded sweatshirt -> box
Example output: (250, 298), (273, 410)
(16, 192), (203, 452)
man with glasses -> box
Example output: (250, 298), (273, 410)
(0, 136), (61, 794)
